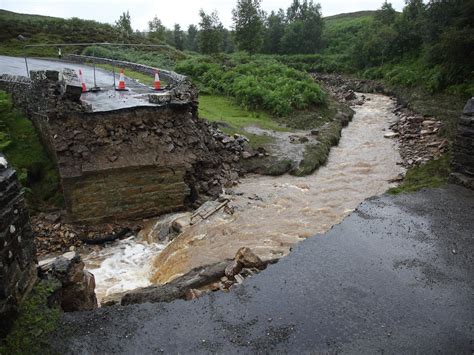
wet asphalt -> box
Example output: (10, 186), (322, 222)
(50, 185), (474, 354)
(0, 55), (163, 111)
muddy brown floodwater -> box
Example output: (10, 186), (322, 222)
(82, 93), (404, 303)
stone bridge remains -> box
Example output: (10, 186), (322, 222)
(0, 64), (245, 223)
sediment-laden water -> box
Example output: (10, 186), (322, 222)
(83, 93), (404, 304)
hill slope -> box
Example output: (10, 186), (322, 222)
(0, 9), (162, 57)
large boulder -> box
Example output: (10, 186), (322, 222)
(38, 252), (98, 311)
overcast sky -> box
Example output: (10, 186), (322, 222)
(1, 0), (406, 31)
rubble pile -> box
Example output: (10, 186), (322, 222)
(389, 107), (448, 167)
(32, 213), (139, 257)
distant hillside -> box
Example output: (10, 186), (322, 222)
(0, 9), (164, 57)
(322, 11), (375, 55)
(324, 10), (376, 21)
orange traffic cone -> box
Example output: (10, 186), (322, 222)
(78, 69), (87, 92)
(153, 70), (161, 90)
(116, 69), (127, 91)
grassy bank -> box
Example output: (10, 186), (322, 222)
(389, 154), (451, 194)
(0, 280), (61, 354)
(198, 95), (282, 149)
(0, 91), (62, 209)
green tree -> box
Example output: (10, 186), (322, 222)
(173, 24), (184, 50)
(232, 0), (264, 53)
(393, 0), (425, 57)
(426, 0), (474, 85)
(281, 0), (323, 54)
(263, 10), (285, 54)
(115, 10), (133, 37)
(148, 16), (166, 41)
(222, 29), (236, 53)
(198, 10), (224, 54)
(353, 24), (398, 67)
(186, 24), (199, 52)
(374, 1), (397, 25)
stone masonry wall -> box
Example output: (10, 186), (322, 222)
(0, 74), (32, 112)
(1, 69), (247, 223)
(0, 155), (37, 338)
(451, 98), (474, 189)
(50, 103), (243, 223)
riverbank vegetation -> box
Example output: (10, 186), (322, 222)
(388, 154), (451, 194)
(0, 91), (62, 209)
(0, 280), (61, 354)
(176, 54), (325, 116)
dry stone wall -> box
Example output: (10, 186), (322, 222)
(0, 155), (37, 338)
(451, 98), (474, 189)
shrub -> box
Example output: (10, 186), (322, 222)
(175, 55), (325, 116)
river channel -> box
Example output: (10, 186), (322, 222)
(81, 93), (404, 304)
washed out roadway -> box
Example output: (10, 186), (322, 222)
(50, 185), (474, 353)
(0, 55), (164, 111)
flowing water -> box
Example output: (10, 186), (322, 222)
(82, 93), (404, 303)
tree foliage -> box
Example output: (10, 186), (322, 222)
(115, 11), (133, 37)
(148, 15), (166, 42)
(263, 10), (286, 54)
(173, 24), (184, 50)
(198, 10), (224, 54)
(186, 24), (199, 52)
(232, 0), (264, 53)
(281, 0), (324, 54)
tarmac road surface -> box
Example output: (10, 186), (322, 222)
(0, 55), (164, 111)
(50, 185), (474, 354)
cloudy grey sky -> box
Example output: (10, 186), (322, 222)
(1, 0), (406, 30)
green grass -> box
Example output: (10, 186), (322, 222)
(199, 95), (285, 131)
(199, 95), (287, 149)
(0, 280), (61, 354)
(0, 91), (62, 209)
(388, 153), (451, 194)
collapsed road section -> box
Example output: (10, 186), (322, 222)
(0, 66), (248, 223)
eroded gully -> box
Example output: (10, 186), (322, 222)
(81, 93), (404, 304)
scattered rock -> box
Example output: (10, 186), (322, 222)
(235, 247), (265, 269)
(38, 252), (98, 312)
(185, 289), (203, 301)
(344, 91), (357, 101)
(289, 135), (309, 144)
(225, 260), (243, 279)
(171, 213), (192, 234)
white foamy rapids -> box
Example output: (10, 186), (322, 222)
(81, 237), (165, 305)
